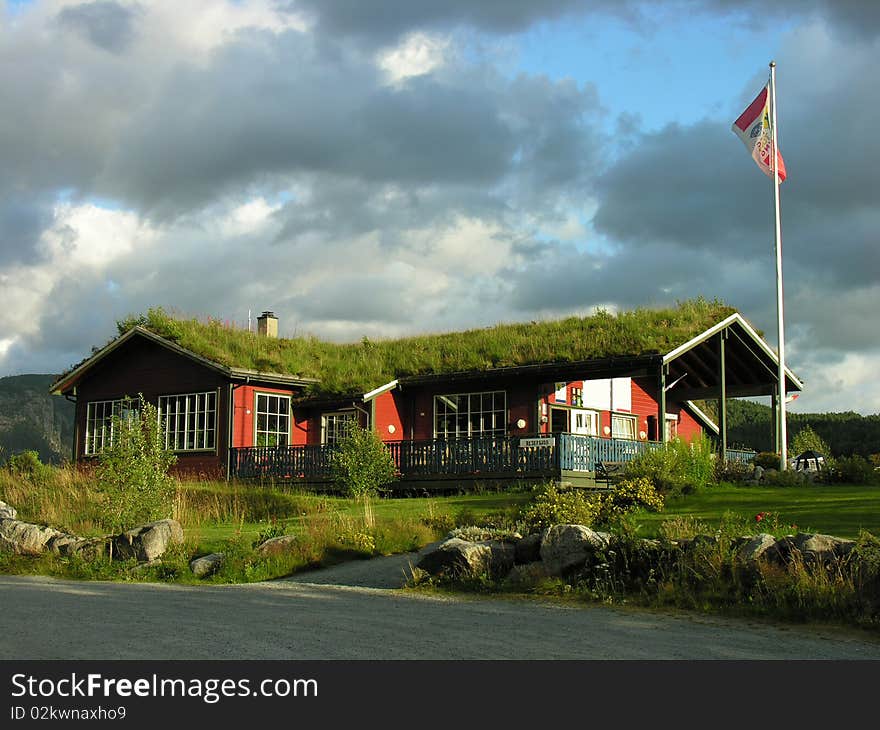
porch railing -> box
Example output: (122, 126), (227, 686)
(229, 434), (755, 481)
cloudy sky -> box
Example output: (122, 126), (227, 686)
(0, 0), (877, 415)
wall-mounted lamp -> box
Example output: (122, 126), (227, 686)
(603, 426), (611, 436)
(516, 418), (527, 429)
(387, 424), (396, 434)
(639, 430), (647, 440)
(540, 415), (548, 424)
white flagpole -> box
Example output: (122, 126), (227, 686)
(770, 60), (787, 471)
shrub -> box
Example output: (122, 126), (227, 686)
(625, 437), (716, 495)
(518, 483), (598, 532)
(94, 396), (177, 531)
(829, 455), (878, 485)
(593, 477), (664, 526)
(754, 452), (781, 470)
(330, 424), (398, 526)
(5, 450), (53, 485)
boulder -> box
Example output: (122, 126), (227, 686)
(0, 519), (69, 556)
(539, 524), (609, 575)
(791, 533), (856, 564)
(506, 561), (553, 587)
(736, 533), (780, 564)
(190, 553), (225, 578)
(514, 533), (542, 565)
(416, 537), (514, 579)
(256, 534), (300, 556)
(0, 501), (16, 519)
(112, 519), (183, 562)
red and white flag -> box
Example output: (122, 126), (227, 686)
(732, 83), (787, 182)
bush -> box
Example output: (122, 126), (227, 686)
(5, 450), (53, 485)
(95, 396), (177, 531)
(518, 483), (598, 533)
(593, 477), (664, 526)
(329, 424), (398, 500)
(625, 437), (716, 495)
(829, 455), (878, 485)
(330, 424), (398, 527)
(754, 452), (781, 470)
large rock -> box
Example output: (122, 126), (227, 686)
(190, 553), (225, 578)
(736, 534), (780, 564)
(514, 533), (542, 565)
(539, 524), (609, 575)
(416, 537), (514, 579)
(0, 501), (16, 519)
(256, 534), (300, 556)
(0, 519), (69, 555)
(791, 533), (856, 564)
(112, 519), (183, 562)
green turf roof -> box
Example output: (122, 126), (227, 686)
(109, 298), (736, 396)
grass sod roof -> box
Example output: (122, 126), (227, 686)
(109, 298), (737, 397)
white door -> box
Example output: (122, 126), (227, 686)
(571, 409), (598, 436)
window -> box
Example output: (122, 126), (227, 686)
(158, 392), (217, 451)
(611, 413), (637, 440)
(571, 409), (599, 436)
(323, 410), (358, 446)
(434, 391), (506, 439)
(84, 398), (138, 455)
(665, 414), (679, 441)
(255, 393), (290, 447)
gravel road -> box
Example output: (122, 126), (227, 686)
(3, 550), (880, 660)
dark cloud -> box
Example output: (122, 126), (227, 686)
(0, 197), (54, 266)
(57, 1), (141, 54)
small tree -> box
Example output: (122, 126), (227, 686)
(95, 395), (177, 532)
(790, 425), (830, 457)
(329, 423), (397, 527)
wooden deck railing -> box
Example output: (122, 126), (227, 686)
(229, 435), (754, 481)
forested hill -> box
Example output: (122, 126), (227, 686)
(700, 399), (880, 457)
(0, 374), (74, 464)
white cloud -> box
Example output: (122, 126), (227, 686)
(377, 32), (451, 84)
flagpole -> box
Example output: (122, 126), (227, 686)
(770, 60), (787, 471)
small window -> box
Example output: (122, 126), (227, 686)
(611, 413), (637, 440)
(323, 410), (358, 446)
(571, 409), (599, 436)
(255, 393), (291, 447)
(84, 398), (138, 455)
(159, 391), (217, 451)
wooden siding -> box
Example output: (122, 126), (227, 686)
(372, 390), (404, 441)
(231, 384), (301, 448)
(72, 333), (229, 475)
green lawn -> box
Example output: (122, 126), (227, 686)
(636, 483), (880, 539)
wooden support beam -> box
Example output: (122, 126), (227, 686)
(718, 331), (727, 457)
(658, 364), (667, 444)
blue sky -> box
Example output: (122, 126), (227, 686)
(0, 0), (878, 416)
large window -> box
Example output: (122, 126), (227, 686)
(434, 391), (506, 439)
(84, 398), (138, 455)
(322, 410), (357, 446)
(158, 392), (217, 451)
(611, 413), (637, 440)
(255, 393), (290, 447)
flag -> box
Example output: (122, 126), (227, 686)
(732, 83), (787, 182)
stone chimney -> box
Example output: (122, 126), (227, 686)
(257, 311), (278, 338)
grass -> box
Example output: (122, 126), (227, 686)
(98, 297), (736, 395)
(633, 482), (880, 539)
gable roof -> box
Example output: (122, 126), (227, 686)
(50, 326), (317, 396)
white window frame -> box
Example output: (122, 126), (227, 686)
(158, 391), (217, 452)
(434, 390), (506, 439)
(254, 392), (291, 447)
(665, 413), (679, 442)
(571, 408), (600, 436)
(611, 412), (637, 440)
(322, 410), (358, 446)
(84, 398), (138, 455)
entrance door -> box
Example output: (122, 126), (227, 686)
(550, 407), (568, 433)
